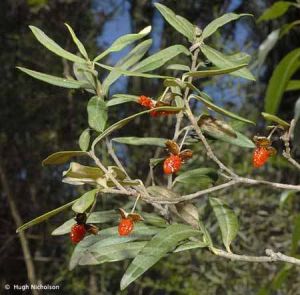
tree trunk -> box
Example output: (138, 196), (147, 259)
(0, 163), (39, 295)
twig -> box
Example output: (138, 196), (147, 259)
(101, 188), (134, 196)
(173, 112), (184, 141)
(180, 47), (238, 179)
(173, 49), (200, 142)
(106, 139), (130, 177)
(145, 177), (300, 204)
(131, 194), (140, 213)
(87, 197), (98, 219)
(145, 148), (162, 186)
(185, 105), (238, 178)
(267, 125), (278, 140)
(179, 127), (190, 151)
(152, 180), (236, 204)
(237, 177), (300, 190)
(88, 150), (127, 193)
(281, 120), (300, 171)
(213, 248), (300, 266)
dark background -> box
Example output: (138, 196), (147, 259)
(1, 0), (300, 294)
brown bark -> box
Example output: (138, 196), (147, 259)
(0, 163), (39, 295)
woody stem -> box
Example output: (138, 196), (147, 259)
(131, 194), (140, 213)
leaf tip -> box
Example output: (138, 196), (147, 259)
(120, 276), (129, 291)
(28, 25), (37, 33)
(140, 26), (152, 34)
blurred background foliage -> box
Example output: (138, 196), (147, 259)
(0, 0), (300, 294)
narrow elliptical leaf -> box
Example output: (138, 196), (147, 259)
(93, 26), (151, 62)
(17, 67), (88, 89)
(154, 3), (195, 41)
(29, 25), (85, 63)
(209, 197), (239, 252)
(202, 13), (252, 39)
(120, 224), (200, 290)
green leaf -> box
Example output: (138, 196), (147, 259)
(191, 94), (255, 124)
(271, 265), (292, 290)
(174, 168), (218, 189)
(142, 213), (168, 228)
(83, 231), (201, 265)
(200, 44), (255, 81)
(107, 94), (138, 107)
(42, 151), (87, 166)
(173, 86), (184, 108)
(120, 224), (200, 290)
(131, 45), (190, 73)
(174, 240), (208, 252)
(164, 78), (186, 89)
(176, 203), (199, 228)
(72, 189), (98, 213)
(209, 130), (255, 148)
(202, 13), (251, 39)
(280, 20), (300, 37)
(62, 163), (133, 187)
(154, 3), (195, 41)
(79, 129), (90, 151)
(196, 114), (255, 148)
(96, 62), (171, 80)
(226, 52), (251, 64)
(147, 186), (180, 200)
(52, 210), (118, 235)
(198, 220), (214, 249)
(149, 158), (165, 167)
(81, 241), (148, 265)
(65, 23), (88, 59)
(279, 190), (296, 210)
(256, 29), (280, 68)
(87, 96), (108, 132)
(69, 224), (161, 270)
(93, 26), (151, 62)
(17, 67), (88, 89)
(167, 64), (190, 71)
(29, 25), (85, 63)
(209, 197), (239, 252)
(102, 39), (152, 94)
(258, 1), (295, 22)
(264, 49), (300, 114)
(91, 106), (182, 150)
(73, 62), (97, 92)
(112, 137), (167, 147)
(63, 162), (104, 180)
(261, 112), (290, 129)
(184, 64), (248, 79)
(286, 80), (300, 91)
(52, 219), (76, 236)
(53, 211), (165, 235)
(16, 200), (76, 233)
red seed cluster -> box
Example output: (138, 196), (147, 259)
(138, 95), (154, 108)
(252, 147), (270, 168)
(162, 140), (193, 175)
(118, 218), (134, 236)
(69, 213), (99, 244)
(138, 95), (174, 117)
(70, 224), (87, 244)
(163, 154), (182, 174)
